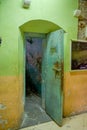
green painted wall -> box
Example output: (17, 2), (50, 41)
(0, 0), (78, 129)
(0, 0), (78, 76)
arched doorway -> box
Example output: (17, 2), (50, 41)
(20, 19), (64, 128)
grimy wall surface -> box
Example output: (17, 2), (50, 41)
(0, 0), (78, 129)
(64, 0), (87, 117)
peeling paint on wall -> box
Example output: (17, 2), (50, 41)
(0, 116), (8, 128)
(0, 104), (6, 110)
(78, 0), (87, 40)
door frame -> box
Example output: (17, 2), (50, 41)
(23, 31), (64, 125)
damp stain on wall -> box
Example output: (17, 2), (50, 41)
(0, 117), (8, 129)
(0, 116), (8, 128)
(0, 104), (7, 128)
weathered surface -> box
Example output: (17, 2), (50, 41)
(64, 71), (87, 117)
(0, 76), (24, 130)
(78, 0), (87, 40)
(44, 30), (64, 125)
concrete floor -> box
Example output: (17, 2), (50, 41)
(20, 93), (51, 128)
(20, 113), (87, 130)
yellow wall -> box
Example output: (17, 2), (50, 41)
(64, 71), (87, 116)
(0, 76), (23, 130)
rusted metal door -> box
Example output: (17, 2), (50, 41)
(44, 29), (64, 126)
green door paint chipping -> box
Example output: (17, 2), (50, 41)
(45, 29), (64, 126)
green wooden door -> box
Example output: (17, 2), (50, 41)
(45, 29), (64, 126)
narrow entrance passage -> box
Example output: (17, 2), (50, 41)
(21, 34), (51, 128)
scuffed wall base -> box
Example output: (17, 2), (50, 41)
(63, 71), (87, 117)
(0, 76), (24, 130)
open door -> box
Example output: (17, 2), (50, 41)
(43, 29), (64, 126)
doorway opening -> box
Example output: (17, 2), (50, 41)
(21, 33), (51, 128)
(20, 19), (64, 128)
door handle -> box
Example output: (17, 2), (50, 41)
(52, 67), (61, 78)
(52, 61), (62, 78)
(53, 67), (61, 72)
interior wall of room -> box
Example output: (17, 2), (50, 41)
(0, 0), (78, 129)
(25, 34), (44, 95)
(63, 0), (87, 117)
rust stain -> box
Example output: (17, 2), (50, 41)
(53, 61), (61, 78)
(52, 61), (64, 79)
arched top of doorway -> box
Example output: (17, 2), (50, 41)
(20, 19), (63, 33)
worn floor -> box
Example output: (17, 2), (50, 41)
(20, 93), (51, 129)
(20, 112), (87, 130)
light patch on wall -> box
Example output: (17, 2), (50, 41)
(0, 104), (6, 110)
(0, 116), (8, 128)
(8, 128), (17, 130)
